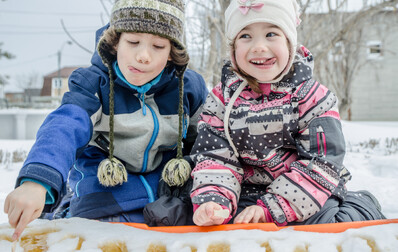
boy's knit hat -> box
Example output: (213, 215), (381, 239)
(225, 0), (301, 82)
(97, 0), (191, 188)
(111, 0), (185, 50)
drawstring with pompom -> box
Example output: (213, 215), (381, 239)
(161, 65), (191, 187)
(97, 68), (128, 187)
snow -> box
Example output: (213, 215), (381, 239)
(0, 121), (397, 251)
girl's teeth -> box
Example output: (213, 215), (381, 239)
(252, 60), (265, 64)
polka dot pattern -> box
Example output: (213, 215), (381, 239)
(190, 48), (348, 224)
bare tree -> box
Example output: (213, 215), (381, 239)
(186, 0), (229, 87)
(60, 0), (398, 121)
(298, 0), (398, 119)
(15, 72), (42, 103)
(0, 42), (14, 86)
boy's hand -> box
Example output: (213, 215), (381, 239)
(4, 181), (47, 241)
(233, 205), (266, 224)
(193, 201), (229, 226)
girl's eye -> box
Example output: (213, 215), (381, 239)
(266, 32), (277, 38)
(128, 41), (139, 45)
(238, 33), (251, 39)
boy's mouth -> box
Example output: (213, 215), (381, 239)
(250, 58), (276, 66)
(128, 66), (145, 73)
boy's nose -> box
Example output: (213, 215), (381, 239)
(137, 49), (151, 64)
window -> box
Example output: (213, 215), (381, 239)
(367, 41), (383, 60)
(52, 78), (62, 89)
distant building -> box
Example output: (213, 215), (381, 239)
(41, 66), (81, 98)
(3, 85), (24, 104)
(349, 10), (398, 121)
(24, 88), (42, 103)
(301, 9), (398, 121)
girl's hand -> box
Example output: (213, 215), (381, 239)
(4, 181), (47, 241)
(233, 205), (266, 224)
(193, 201), (229, 226)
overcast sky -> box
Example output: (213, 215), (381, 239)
(0, 0), (378, 91)
(0, 0), (111, 90)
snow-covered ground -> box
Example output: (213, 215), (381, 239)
(0, 121), (397, 251)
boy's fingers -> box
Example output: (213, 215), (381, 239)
(8, 207), (22, 228)
(13, 209), (34, 241)
(3, 196), (10, 214)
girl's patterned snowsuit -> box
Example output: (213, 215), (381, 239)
(190, 46), (353, 225)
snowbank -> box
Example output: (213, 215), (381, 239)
(0, 218), (397, 251)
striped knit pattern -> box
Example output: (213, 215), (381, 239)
(111, 0), (185, 49)
(190, 46), (351, 225)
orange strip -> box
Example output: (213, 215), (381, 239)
(116, 218), (398, 233)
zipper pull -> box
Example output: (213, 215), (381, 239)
(140, 94), (147, 116)
(308, 156), (316, 171)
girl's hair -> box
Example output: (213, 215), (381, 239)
(229, 40), (262, 94)
(229, 38), (293, 94)
(101, 27), (189, 68)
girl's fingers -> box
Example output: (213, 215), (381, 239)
(194, 202), (226, 226)
(242, 208), (255, 223)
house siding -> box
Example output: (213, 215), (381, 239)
(350, 12), (398, 121)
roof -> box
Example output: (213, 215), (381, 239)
(41, 66), (85, 96)
(44, 66), (82, 78)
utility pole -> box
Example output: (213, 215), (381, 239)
(57, 41), (72, 98)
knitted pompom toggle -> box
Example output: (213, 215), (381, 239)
(162, 158), (191, 187)
(97, 157), (127, 187)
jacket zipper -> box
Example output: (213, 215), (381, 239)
(73, 164), (84, 198)
(317, 131), (326, 157)
(139, 101), (159, 203)
(309, 126), (326, 170)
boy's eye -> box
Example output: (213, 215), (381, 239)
(127, 41), (139, 45)
(266, 32), (277, 37)
(154, 45), (165, 49)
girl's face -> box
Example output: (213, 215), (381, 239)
(234, 22), (289, 83)
(116, 32), (171, 86)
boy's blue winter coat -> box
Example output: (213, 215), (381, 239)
(16, 25), (208, 221)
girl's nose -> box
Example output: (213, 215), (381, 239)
(252, 40), (268, 53)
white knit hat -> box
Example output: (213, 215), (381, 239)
(225, 0), (301, 82)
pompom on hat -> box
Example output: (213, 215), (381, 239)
(225, 0), (301, 82)
(97, 0), (190, 187)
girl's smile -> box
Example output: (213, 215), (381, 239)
(249, 57), (277, 69)
(234, 22), (289, 83)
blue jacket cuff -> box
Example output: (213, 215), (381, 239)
(20, 178), (55, 205)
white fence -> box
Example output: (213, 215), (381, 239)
(0, 109), (52, 140)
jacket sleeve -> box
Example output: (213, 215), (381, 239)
(190, 83), (244, 221)
(16, 66), (104, 212)
(258, 81), (352, 225)
(182, 70), (208, 156)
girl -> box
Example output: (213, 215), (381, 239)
(5, 0), (208, 240)
(190, 0), (384, 226)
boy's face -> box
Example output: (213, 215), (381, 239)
(116, 32), (171, 86)
(234, 22), (289, 83)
